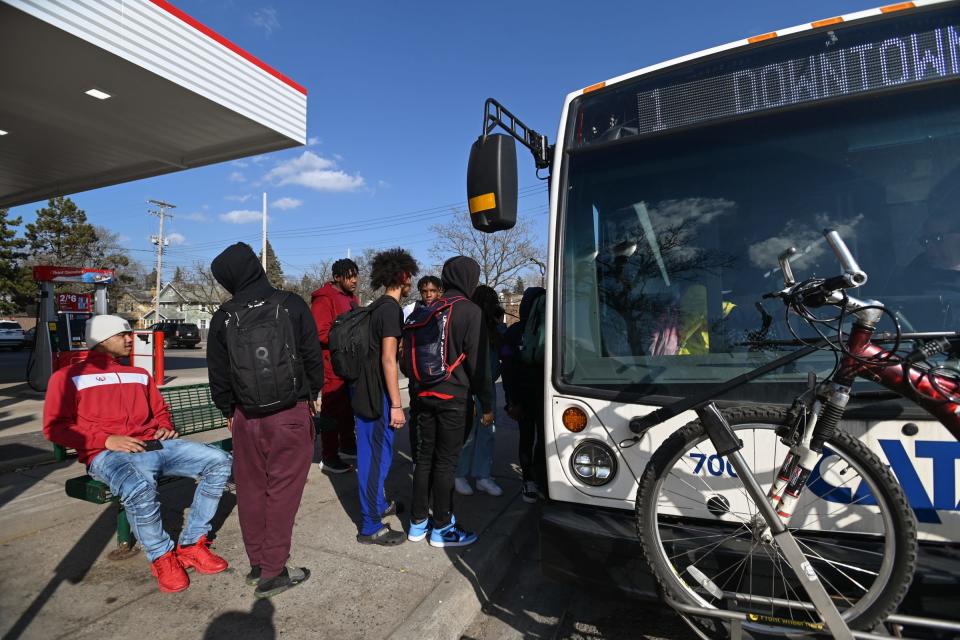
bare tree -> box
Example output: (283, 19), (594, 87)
(429, 209), (545, 290)
(286, 259), (333, 304)
(186, 260), (230, 313)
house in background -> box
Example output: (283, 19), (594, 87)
(136, 282), (225, 330)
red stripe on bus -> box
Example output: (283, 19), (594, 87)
(148, 0), (307, 95)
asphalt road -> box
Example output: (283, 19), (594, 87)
(0, 345), (211, 386)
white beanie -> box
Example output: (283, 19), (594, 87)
(85, 315), (133, 349)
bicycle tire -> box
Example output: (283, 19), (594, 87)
(636, 405), (917, 638)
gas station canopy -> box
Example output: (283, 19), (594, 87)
(0, 0), (307, 208)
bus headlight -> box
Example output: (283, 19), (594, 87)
(570, 440), (617, 486)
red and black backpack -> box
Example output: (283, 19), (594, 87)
(401, 296), (467, 387)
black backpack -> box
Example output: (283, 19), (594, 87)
(401, 296), (467, 386)
(221, 291), (302, 413)
(329, 297), (390, 382)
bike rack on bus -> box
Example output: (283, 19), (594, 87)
(666, 593), (960, 639)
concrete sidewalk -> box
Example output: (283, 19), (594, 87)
(0, 399), (536, 640)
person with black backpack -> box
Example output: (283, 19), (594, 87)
(207, 242), (324, 598)
(403, 256), (494, 548)
(332, 248), (418, 546)
(501, 287), (547, 503)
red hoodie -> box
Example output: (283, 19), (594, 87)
(43, 351), (172, 465)
(311, 282), (358, 392)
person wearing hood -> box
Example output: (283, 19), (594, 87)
(501, 287), (547, 503)
(310, 258), (360, 474)
(406, 256), (494, 548)
(207, 242), (324, 598)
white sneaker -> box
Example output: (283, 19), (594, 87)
(475, 478), (503, 497)
(454, 477), (474, 495)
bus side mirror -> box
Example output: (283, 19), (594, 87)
(467, 133), (517, 232)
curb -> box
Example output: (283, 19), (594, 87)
(387, 494), (539, 640)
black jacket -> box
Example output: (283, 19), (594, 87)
(501, 287), (546, 409)
(420, 256), (494, 412)
(206, 242), (324, 417)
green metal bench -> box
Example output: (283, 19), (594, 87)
(53, 383), (231, 559)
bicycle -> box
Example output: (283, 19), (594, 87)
(630, 229), (960, 639)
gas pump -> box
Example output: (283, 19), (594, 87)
(27, 266), (113, 392)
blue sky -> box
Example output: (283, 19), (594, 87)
(9, 0), (889, 282)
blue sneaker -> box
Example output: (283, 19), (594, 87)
(408, 518), (430, 542)
(429, 521), (477, 548)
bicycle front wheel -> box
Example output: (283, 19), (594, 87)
(636, 406), (917, 639)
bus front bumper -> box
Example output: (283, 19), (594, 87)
(539, 500), (960, 620)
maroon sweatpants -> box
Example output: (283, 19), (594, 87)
(233, 402), (314, 579)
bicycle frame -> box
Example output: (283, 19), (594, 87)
(837, 323), (960, 440)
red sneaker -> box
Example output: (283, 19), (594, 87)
(177, 535), (228, 574)
(150, 550), (189, 593)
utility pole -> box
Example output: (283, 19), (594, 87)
(261, 192), (268, 271)
(149, 199), (176, 325)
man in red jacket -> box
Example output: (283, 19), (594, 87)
(43, 315), (233, 593)
(311, 258), (360, 474)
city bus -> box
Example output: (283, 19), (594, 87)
(467, 0), (960, 623)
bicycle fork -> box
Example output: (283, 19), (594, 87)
(695, 403), (855, 640)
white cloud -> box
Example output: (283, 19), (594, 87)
(228, 171), (246, 183)
(264, 151), (364, 192)
(167, 232), (186, 245)
(271, 197), (302, 210)
(220, 209), (264, 224)
(250, 7), (280, 36)
(307, 137), (321, 147)
(117, 234), (131, 243)
(377, 180), (391, 189)
(225, 194), (252, 203)
(182, 211), (210, 222)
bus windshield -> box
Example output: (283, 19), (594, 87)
(557, 10), (960, 403)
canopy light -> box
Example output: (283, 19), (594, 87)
(0, 130), (7, 136)
(84, 88), (111, 100)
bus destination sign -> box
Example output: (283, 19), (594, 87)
(637, 24), (960, 135)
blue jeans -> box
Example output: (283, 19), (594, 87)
(456, 396), (495, 479)
(88, 440), (233, 562)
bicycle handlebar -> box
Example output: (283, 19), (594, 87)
(823, 229), (868, 288)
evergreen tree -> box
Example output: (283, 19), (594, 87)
(513, 276), (526, 295)
(0, 209), (28, 315)
(259, 240), (284, 289)
(25, 196), (98, 265)
(173, 266), (185, 283)
(145, 268), (158, 290)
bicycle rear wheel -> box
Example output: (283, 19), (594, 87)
(636, 406), (917, 639)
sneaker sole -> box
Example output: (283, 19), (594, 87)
(319, 463), (353, 474)
(429, 537), (477, 548)
(254, 570), (311, 599)
(521, 494), (537, 503)
(408, 532), (428, 542)
(179, 560), (229, 575)
(245, 576), (260, 586)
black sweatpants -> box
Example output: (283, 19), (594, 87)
(411, 395), (468, 527)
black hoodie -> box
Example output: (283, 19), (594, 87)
(501, 287), (546, 408)
(207, 243), (325, 416)
(422, 256), (493, 412)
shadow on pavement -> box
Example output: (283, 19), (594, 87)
(203, 598), (275, 640)
(1, 507), (116, 640)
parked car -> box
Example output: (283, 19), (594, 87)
(148, 322), (202, 349)
(0, 321), (25, 350)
